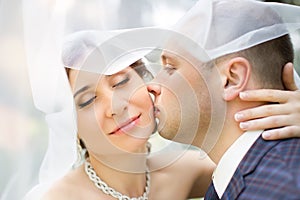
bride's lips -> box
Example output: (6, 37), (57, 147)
(109, 114), (141, 135)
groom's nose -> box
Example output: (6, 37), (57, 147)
(147, 83), (161, 99)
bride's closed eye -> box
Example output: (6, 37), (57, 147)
(75, 90), (97, 109)
(111, 74), (130, 88)
(112, 75), (130, 88)
(73, 86), (96, 109)
(78, 94), (97, 108)
(77, 75), (130, 109)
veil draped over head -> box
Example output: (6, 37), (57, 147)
(173, 0), (300, 87)
(4, 0), (300, 199)
(18, 1), (196, 199)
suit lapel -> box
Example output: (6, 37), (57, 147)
(222, 136), (280, 199)
(238, 136), (280, 175)
(221, 168), (245, 199)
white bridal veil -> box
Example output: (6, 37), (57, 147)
(18, 1), (197, 199)
(159, 0), (300, 154)
(173, 0), (300, 87)
(2, 0), (300, 199)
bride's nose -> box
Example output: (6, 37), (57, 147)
(104, 92), (128, 118)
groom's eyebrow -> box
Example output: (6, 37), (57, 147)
(161, 52), (170, 60)
(161, 52), (179, 65)
(162, 51), (178, 61)
(74, 85), (90, 98)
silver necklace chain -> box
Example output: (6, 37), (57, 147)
(84, 161), (150, 200)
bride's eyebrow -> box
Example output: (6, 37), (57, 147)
(74, 85), (90, 98)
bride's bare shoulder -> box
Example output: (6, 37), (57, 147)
(41, 165), (88, 200)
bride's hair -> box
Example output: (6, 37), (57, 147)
(64, 58), (153, 81)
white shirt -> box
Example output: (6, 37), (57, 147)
(212, 130), (263, 198)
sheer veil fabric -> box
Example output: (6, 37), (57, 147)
(18, 0), (300, 199)
(21, 1), (193, 199)
(172, 0), (300, 87)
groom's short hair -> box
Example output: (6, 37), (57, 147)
(206, 0), (294, 90)
(233, 34), (293, 89)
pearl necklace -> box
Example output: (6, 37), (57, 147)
(84, 161), (150, 200)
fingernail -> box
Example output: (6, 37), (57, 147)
(263, 132), (271, 139)
(235, 113), (244, 121)
(240, 122), (249, 129)
(239, 92), (247, 99)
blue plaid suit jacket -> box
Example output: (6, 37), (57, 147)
(205, 136), (300, 200)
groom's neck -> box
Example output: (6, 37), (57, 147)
(208, 101), (263, 164)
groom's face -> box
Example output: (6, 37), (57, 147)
(148, 50), (215, 146)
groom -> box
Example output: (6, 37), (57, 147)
(148, 0), (300, 199)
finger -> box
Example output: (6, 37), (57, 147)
(282, 62), (298, 91)
(234, 104), (290, 122)
(262, 126), (300, 140)
(238, 115), (291, 131)
(240, 89), (290, 103)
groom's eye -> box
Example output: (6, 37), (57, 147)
(163, 64), (176, 75)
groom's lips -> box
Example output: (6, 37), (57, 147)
(154, 106), (161, 118)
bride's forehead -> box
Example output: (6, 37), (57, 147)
(68, 66), (133, 86)
(69, 69), (102, 80)
(74, 66), (132, 78)
(68, 69), (103, 89)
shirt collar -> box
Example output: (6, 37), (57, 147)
(212, 130), (263, 198)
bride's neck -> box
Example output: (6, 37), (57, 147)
(88, 149), (148, 197)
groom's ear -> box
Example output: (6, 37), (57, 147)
(218, 57), (251, 101)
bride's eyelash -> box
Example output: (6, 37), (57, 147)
(112, 76), (130, 88)
(78, 96), (97, 108)
(77, 75), (130, 108)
